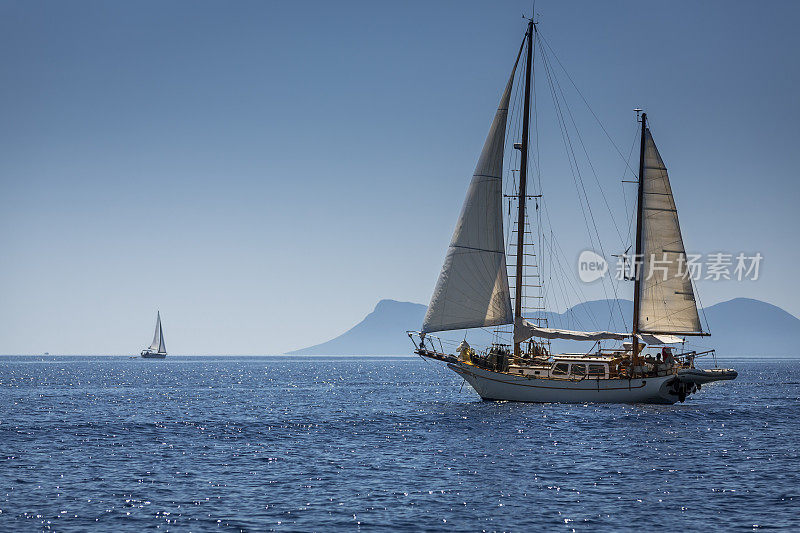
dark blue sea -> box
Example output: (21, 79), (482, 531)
(0, 356), (797, 531)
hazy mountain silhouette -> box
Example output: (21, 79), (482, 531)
(287, 297), (799, 357)
(287, 300), (427, 356)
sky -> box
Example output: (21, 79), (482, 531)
(1, 0), (798, 355)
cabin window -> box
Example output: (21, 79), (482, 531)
(570, 364), (586, 376)
(588, 364), (606, 377)
(552, 363), (569, 376)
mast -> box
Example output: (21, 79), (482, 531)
(514, 20), (534, 358)
(631, 112), (647, 364)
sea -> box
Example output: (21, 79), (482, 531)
(0, 356), (797, 531)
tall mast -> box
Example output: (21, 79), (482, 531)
(514, 20), (534, 358)
(631, 112), (647, 364)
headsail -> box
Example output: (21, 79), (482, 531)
(422, 70), (516, 334)
(637, 129), (702, 335)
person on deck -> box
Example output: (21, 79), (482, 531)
(662, 347), (674, 366)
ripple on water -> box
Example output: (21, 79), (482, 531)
(0, 356), (798, 531)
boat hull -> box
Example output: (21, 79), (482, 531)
(140, 352), (167, 359)
(449, 362), (681, 404)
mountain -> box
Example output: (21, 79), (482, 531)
(287, 297), (800, 357)
(287, 300), (427, 356)
(701, 298), (799, 357)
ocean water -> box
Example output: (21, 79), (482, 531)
(0, 356), (797, 531)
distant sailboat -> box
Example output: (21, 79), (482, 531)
(408, 19), (736, 403)
(141, 311), (167, 359)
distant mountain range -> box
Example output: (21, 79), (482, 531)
(288, 297), (800, 357)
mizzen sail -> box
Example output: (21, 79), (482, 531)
(637, 129), (702, 335)
(422, 72), (516, 334)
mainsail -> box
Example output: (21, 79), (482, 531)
(149, 312), (167, 353)
(637, 129), (702, 334)
(421, 71), (516, 334)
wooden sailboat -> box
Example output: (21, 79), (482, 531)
(140, 311), (167, 359)
(408, 20), (736, 404)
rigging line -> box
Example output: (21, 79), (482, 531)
(540, 234), (580, 330)
(542, 227), (569, 329)
(504, 49), (527, 311)
(499, 67), (524, 344)
(528, 182), (571, 327)
(531, 31), (546, 326)
(498, 60), (527, 345)
(536, 34), (620, 311)
(504, 52), (525, 234)
(691, 278), (712, 335)
(550, 225), (601, 329)
(537, 44), (594, 261)
(500, 81), (523, 346)
(523, 31), (541, 328)
(536, 37), (626, 248)
(622, 124), (639, 244)
(529, 32), (628, 331)
(504, 43), (525, 178)
(515, 31), (536, 327)
(504, 57), (525, 252)
(538, 44), (596, 256)
(537, 37), (623, 332)
(535, 179), (614, 332)
(538, 222), (603, 331)
(538, 37), (628, 332)
(546, 228), (565, 328)
(540, 199), (600, 330)
(536, 29), (639, 177)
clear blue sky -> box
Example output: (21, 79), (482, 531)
(1, 1), (798, 354)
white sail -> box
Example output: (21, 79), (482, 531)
(422, 71), (516, 333)
(157, 323), (166, 354)
(637, 130), (702, 334)
(637, 333), (684, 345)
(149, 312), (166, 353)
(149, 313), (161, 350)
(515, 318), (629, 343)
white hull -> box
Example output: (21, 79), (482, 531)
(450, 362), (681, 404)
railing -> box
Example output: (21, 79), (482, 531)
(407, 331), (720, 377)
(406, 331), (445, 355)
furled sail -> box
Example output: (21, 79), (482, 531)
(422, 71), (516, 333)
(637, 129), (702, 334)
(514, 320), (683, 344)
(637, 333), (684, 345)
(150, 312), (166, 353)
(514, 318), (629, 343)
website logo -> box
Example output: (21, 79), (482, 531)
(578, 250), (608, 283)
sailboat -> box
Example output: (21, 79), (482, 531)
(408, 20), (736, 404)
(140, 311), (167, 359)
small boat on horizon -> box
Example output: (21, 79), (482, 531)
(408, 19), (736, 404)
(140, 311), (167, 359)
